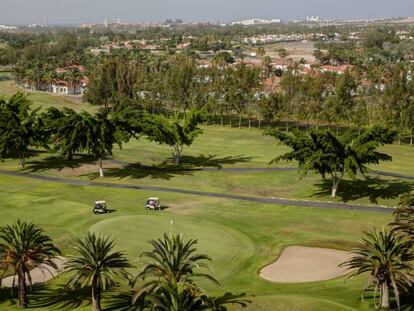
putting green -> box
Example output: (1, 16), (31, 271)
(89, 214), (256, 283)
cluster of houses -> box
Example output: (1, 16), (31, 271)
(21, 65), (88, 96)
(243, 33), (332, 44)
(53, 66), (88, 95)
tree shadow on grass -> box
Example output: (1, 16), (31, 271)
(24, 154), (97, 173)
(30, 284), (91, 310)
(173, 154), (253, 169)
(104, 290), (250, 311)
(84, 162), (196, 181)
(105, 290), (140, 311)
(312, 176), (413, 204)
(400, 287), (414, 311)
(0, 287), (16, 306)
(361, 288), (414, 311)
(86, 154), (252, 181)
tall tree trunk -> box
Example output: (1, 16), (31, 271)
(18, 150), (25, 168)
(380, 282), (390, 310)
(331, 176), (340, 198)
(98, 158), (104, 178)
(182, 108), (187, 124)
(248, 115), (251, 129)
(17, 269), (28, 308)
(410, 129), (413, 147)
(220, 112), (223, 127)
(285, 121), (289, 132)
(229, 114), (232, 128)
(92, 278), (102, 311)
(175, 149), (181, 165)
(258, 119), (261, 130)
(239, 115), (242, 128)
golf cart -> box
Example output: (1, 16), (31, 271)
(93, 201), (109, 214)
(146, 197), (161, 211)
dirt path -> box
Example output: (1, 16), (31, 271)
(1, 257), (65, 288)
(260, 246), (351, 283)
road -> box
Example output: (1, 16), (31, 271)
(0, 169), (393, 214)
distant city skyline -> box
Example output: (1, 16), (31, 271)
(0, 0), (414, 25)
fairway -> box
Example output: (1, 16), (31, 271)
(0, 90), (412, 310)
(0, 171), (392, 310)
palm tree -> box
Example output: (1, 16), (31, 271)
(341, 227), (414, 310)
(64, 232), (131, 311)
(137, 233), (217, 285)
(14, 63), (28, 85)
(0, 220), (60, 308)
(132, 233), (249, 310)
(392, 192), (414, 238)
(65, 68), (83, 95)
(133, 233), (218, 306)
(44, 69), (57, 92)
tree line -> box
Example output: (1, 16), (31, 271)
(0, 92), (206, 176)
(82, 53), (414, 146)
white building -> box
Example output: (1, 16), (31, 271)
(232, 18), (281, 26)
(306, 16), (320, 23)
(0, 24), (17, 30)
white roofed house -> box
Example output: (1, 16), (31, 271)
(51, 65), (87, 96)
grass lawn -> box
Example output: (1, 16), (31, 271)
(0, 173), (393, 310)
(0, 79), (98, 113)
(1, 126), (412, 207)
(0, 90), (413, 310)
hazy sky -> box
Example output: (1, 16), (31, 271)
(1, 0), (414, 25)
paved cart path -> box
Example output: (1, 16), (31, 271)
(0, 169), (393, 214)
(1, 257), (65, 288)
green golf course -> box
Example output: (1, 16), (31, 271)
(0, 172), (393, 311)
(0, 89), (413, 310)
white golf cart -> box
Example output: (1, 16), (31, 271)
(93, 201), (109, 214)
(145, 197), (161, 211)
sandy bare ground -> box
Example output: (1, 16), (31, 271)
(260, 246), (351, 283)
(1, 257), (65, 288)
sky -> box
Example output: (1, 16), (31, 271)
(0, 0), (414, 25)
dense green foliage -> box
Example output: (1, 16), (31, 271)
(268, 127), (395, 197)
(0, 92), (44, 167)
(144, 109), (206, 164)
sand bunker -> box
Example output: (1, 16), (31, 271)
(260, 246), (351, 283)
